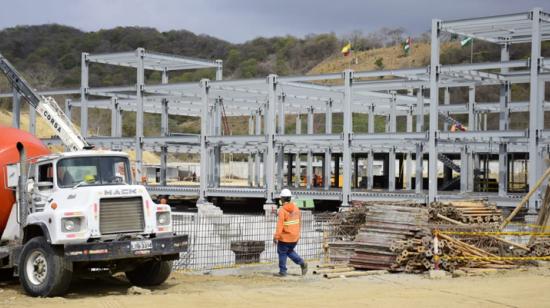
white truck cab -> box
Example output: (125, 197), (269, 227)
(22, 151), (172, 244)
(2, 149), (188, 297)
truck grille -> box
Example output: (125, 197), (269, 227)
(99, 197), (145, 234)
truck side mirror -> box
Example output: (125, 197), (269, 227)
(26, 178), (35, 193)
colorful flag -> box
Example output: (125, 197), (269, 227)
(341, 42), (352, 56)
(461, 37), (473, 47)
(403, 37), (412, 55)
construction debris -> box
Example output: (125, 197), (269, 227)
(430, 200), (503, 224)
(326, 199), (524, 275)
(348, 202), (430, 272)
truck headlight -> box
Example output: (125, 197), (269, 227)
(62, 217), (82, 232)
(156, 212), (171, 226)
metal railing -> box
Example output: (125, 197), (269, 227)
(171, 211), (331, 270)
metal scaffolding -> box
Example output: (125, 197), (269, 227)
(3, 8), (550, 210)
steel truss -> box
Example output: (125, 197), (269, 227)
(3, 8), (550, 209)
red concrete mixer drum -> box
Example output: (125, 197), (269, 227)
(0, 126), (50, 235)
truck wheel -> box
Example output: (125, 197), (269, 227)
(125, 260), (172, 286)
(19, 236), (73, 297)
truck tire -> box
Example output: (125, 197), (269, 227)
(125, 260), (172, 286)
(19, 236), (73, 297)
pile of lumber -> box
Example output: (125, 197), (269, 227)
(326, 200), (523, 274)
(528, 238), (550, 257)
(436, 232), (515, 270)
(326, 241), (356, 264)
(312, 263), (387, 279)
(429, 200), (503, 224)
(347, 202), (431, 272)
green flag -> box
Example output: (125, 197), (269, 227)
(461, 37), (473, 47)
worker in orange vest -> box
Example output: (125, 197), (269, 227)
(273, 189), (307, 277)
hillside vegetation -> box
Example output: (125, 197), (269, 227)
(1, 25), (549, 139)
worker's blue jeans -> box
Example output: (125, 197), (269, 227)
(277, 242), (304, 274)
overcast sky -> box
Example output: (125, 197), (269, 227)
(1, 0), (549, 43)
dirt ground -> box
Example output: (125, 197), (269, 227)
(1, 265), (550, 308)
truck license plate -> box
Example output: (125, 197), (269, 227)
(131, 240), (152, 251)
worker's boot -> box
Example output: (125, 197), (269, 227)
(301, 262), (308, 276)
(274, 272), (287, 277)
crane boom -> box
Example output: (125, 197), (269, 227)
(0, 53), (90, 151)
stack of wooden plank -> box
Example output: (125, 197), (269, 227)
(347, 202), (430, 272)
(326, 241), (357, 263)
(429, 200), (503, 224)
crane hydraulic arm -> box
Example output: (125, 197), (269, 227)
(0, 53), (90, 151)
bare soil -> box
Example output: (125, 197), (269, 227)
(1, 265), (550, 308)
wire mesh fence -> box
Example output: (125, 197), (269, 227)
(171, 211), (333, 270)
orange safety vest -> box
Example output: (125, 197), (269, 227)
(274, 202), (301, 243)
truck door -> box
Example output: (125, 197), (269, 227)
(32, 162), (54, 212)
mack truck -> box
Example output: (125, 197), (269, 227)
(0, 53), (188, 297)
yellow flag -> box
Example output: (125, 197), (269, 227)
(341, 42), (352, 56)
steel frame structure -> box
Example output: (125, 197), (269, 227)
(3, 8), (550, 210)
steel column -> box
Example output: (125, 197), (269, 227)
(80, 52), (89, 137)
(342, 69), (353, 207)
(215, 60), (223, 81)
(388, 92), (397, 191)
(306, 106), (314, 189)
(198, 79), (210, 204)
(415, 88), (424, 193)
(248, 113), (254, 186)
(499, 43), (510, 197)
(528, 8), (542, 213)
(405, 106), (413, 190)
(135, 48), (145, 183)
(428, 19), (441, 202)
(367, 103), (375, 190)
(277, 93), (286, 189)
(213, 98), (221, 187)
(265, 75), (277, 205)
(111, 97), (119, 137)
(443, 87), (450, 131)
(294, 114), (301, 188)
(160, 70), (169, 186)
(255, 109), (262, 187)
(460, 145), (469, 192)
(415, 143), (423, 193)
(324, 99), (333, 190)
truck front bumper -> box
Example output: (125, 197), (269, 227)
(63, 234), (188, 262)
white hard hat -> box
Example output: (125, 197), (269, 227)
(280, 188), (292, 198)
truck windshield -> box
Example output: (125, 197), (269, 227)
(57, 156), (132, 188)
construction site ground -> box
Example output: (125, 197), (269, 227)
(1, 263), (549, 307)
